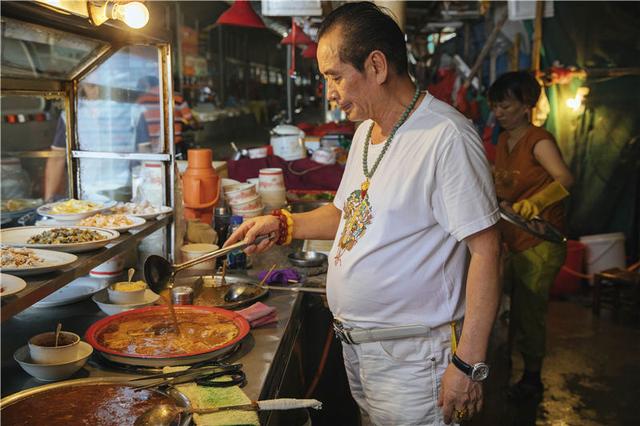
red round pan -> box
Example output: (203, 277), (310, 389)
(85, 305), (250, 367)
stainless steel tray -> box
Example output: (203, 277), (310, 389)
(499, 204), (567, 243)
(0, 376), (192, 426)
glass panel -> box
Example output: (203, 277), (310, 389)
(1, 95), (66, 224)
(1, 17), (105, 79)
(77, 159), (165, 206)
(76, 45), (164, 154)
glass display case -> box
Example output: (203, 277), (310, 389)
(0, 2), (175, 320)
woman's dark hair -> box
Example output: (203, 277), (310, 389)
(317, 1), (408, 75)
(488, 71), (541, 108)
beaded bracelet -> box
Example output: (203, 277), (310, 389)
(271, 209), (293, 245)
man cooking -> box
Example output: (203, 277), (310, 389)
(225, 3), (501, 425)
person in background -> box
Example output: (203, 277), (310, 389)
(489, 71), (574, 401)
(135, 76), (197, 158)
(44, 81), (100, 201)
(225, 3), (501, 425)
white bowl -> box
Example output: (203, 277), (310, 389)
(229, 194), (262, 212)
(107, 281), (147, 304)
(180, 243), (219, 271)
(90, 254), (124, 279)
(240, 206), (265, 219)
(92, 289), (159, 315)
(224, 183), (257, 204)
(15, 341), (93, 382)
(28, 331), (80, 364)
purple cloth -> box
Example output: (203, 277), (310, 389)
(257, 268), (302, 284)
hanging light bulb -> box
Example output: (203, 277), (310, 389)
(112, 1), (149, 29)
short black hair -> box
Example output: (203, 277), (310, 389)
(317, 1), (408, 75)
(488, 71), (541, 108)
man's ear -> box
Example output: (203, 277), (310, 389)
(367, 50), (389, 85)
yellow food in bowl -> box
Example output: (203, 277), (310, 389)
(111, 281), (146, 292)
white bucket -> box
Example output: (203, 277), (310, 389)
(579, 232), (626, 280)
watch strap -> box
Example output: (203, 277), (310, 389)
(451, 353), (472, 376)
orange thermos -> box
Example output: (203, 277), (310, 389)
(182, 149), (220, 224)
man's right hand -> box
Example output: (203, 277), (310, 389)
(223, 214), (280, 255)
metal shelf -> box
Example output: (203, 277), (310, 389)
(0, 214), (172, 322)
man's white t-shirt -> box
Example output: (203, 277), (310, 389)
(327, 93), (499, 329)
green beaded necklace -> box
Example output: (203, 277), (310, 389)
(360, 85), (421, 198)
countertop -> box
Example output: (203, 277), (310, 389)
(0, 244), (327, 404)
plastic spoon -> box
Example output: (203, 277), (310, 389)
(54, 323), (62, 347)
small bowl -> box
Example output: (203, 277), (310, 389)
(28, 331), (80, 364)
(239, 206), (265, 219)
(107, 280), (147, 304)
(224, 183), (257, 204)
(229, 195), (262, 212)
(288, 251), (328, 267)
(90, 254), (124, 279)
(180, 243), (219, 271)
(15, 341), (93, 381)
(93, 289), (159, 316)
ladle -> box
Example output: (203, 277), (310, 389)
(144, 234), (273, 293)
(134, 399), (322, 426)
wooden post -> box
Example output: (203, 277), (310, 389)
(464, 9), (508, 88)
(532, 0), (544, 74)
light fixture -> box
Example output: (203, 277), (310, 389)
(280, 23), (313, 45)
(301, 42), (317, 59)
(215, 0), (265, 29)
(566, 87), (590, 112)
(88, 1), (149, 29)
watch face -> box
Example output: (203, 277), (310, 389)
(471, 363), (490, 381)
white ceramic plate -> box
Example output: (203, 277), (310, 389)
(0, 273), (27, 297)
(33, 277), (109, 308)
(1, 248), (78, 276)
(124, 206), (172, 220)
(37, 200), (116, 222)
(76, 214), (146, 232)
(0, 226), (120, 253)
(92, 289), (160, 316)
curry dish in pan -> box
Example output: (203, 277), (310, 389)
(95, 310), (240, 356)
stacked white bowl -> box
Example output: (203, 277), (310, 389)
(224, 182), (264, 218)
(258, 168), (287, 212)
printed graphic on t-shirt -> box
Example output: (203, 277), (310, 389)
(335, 188), (373, 265)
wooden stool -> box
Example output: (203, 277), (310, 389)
(592, 268), (640, 320)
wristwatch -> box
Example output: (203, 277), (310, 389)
(451, 353), (490, 382)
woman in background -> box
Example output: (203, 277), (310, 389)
(489, 71), (574, 400)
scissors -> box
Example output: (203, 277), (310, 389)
(131, 362), (245, 390)
(195, 367), (246, 388)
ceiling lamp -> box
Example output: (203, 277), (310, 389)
(216, 0), (265, 29)
(88, 1), (149, 29)
(302, 42), (317, 59)
(280, 23), (313, 45)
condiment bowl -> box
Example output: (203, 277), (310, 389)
(15, 341), (93, 381)
(180, 243), (219, 271)
(107, 280), (147, 304)
(93, 289), (160, 316)
(28, 331), (80, 364)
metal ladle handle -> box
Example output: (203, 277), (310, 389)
(173, 233), (274, 274)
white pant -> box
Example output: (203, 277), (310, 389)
(341, 323), (454, 426)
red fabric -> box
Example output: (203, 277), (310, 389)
(455, 85), (481, 122)
(227, 155), (344, 191)
(427, 68), (457, 104)
(482, 124), (496, 164)
(302, 121), (355, 137)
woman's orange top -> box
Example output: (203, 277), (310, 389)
(494, 126), (565, 252)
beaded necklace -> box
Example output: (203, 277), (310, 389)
(360, 85), (421, 198)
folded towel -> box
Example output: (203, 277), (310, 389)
(257, 268), (301, 284)
(238, 302), (277, 328)
(163, 366), (258, 426)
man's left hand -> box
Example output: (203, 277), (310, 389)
(438, 363), (483, 424)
